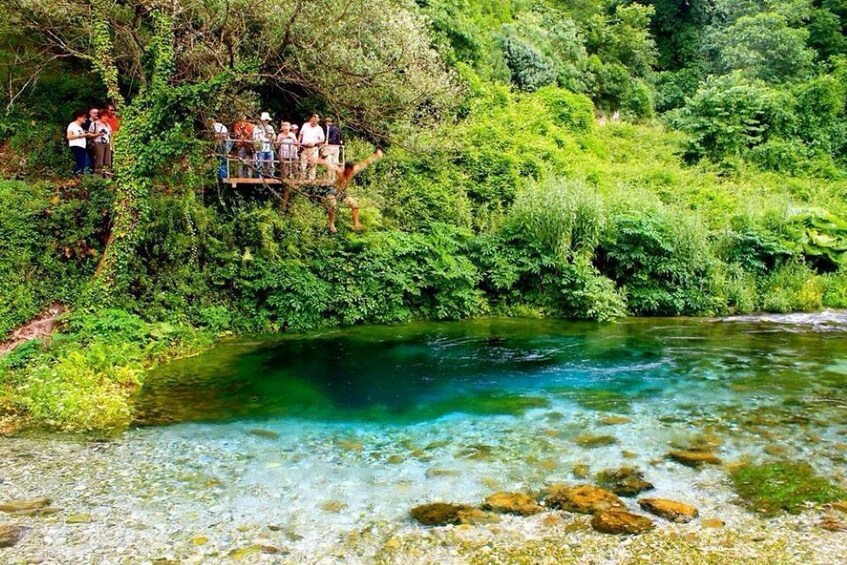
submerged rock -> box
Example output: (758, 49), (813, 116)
(574, 434), (618, 448)
(667, 450), (722, 468)
(321, 500), (347, 513)
(66, 512), (91, 524)
(590, 510), (655, 535)
(482, 492), (544, 516)
(572, 464), (591, 479)
(598, 416), (632, 426)
(247, 428), (280, 440)
(819, 516), (847, 532)
(700, 518), (725, 528)
(410, 503), (499, 526)
(0, 497), (51, 513)
(425, 468), (461, 478)
(0, 525), (27, 548)
(456, 444), (493, 460)
(595, 467), (654, 497)
(542, 484), (625, 514)
(638, 498), (699, 523)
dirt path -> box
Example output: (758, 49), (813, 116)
(0, 303), (66, 357)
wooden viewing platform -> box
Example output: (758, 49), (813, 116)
(221, 177), (334, 189)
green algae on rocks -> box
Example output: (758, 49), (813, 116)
(730, 461), (847, 516)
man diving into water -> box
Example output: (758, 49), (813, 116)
(315, 148), (383, 234)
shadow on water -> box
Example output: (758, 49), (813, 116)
(134, 315), (847, 427)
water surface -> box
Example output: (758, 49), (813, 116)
(5, 315), (845, 562)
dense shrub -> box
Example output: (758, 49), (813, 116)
(597, 209), (719, 316)
(0, 179), (112, 336)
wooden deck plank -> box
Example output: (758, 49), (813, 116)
(222, 177), (334, 188)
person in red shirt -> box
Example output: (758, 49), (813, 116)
(101, 104), (120, 134)
(232, 115), (255, 177)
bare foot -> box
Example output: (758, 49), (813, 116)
(353, 223), (363, 233)
(328, 224), (338, 234)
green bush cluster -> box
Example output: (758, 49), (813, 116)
(0, 178), (112, 336)
(675, 67), (847, 172)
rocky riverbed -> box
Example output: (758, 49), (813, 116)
(3, 314), (847, 563)
(1, 416), (845, 564)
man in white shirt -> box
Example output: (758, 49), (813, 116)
(253, 112), (276, 177)
(67, 109), (92, 176)
(298, 113), (325, 180)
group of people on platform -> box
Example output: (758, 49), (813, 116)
(213, 111), (384, 234)
(66, 105), (121, 177)
(212, 112), (344, 182)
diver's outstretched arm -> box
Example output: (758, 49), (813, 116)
(353, 149), (384, 175)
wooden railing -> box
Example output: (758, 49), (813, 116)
(217, 141), (346, 187)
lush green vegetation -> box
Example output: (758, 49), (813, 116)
(1, 0), (846, 432)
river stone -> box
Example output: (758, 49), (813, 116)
(247, 428), (280, 440)
(595, 467), (654, 497)
(572, 464), (591, 479)
(599, 416), (632, 426)
(425, 468), (461, 478)
(66, 512), (91, 524)
(574, 434), (618, 448)
(0, 497), (51, 513)
(667, 450), (722, 468)
(0, 525), (27, 548)
(820, 516), (847, 532)
(543, 484), (625, 514)
(638, 498), (699, 523)
(410, 503), (498, 526)
(482, 492), (544, 516)
(701, 518), (725, 528)
(591, 510), (656, 535)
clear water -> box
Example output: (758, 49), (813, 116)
(137, 315), (847, 434)
(6, 315), (846, 562)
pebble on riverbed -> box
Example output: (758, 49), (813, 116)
(410, 503), (500, 526)
(0, 498), (51, 514)
(0, 525), (28, 548)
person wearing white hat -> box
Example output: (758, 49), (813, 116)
(253, 111), (276, 177)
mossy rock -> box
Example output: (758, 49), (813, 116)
(595, 467), (654, 497)
(730, 461), (847, 516)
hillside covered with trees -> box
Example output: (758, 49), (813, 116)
(1, 0), (846, 432)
